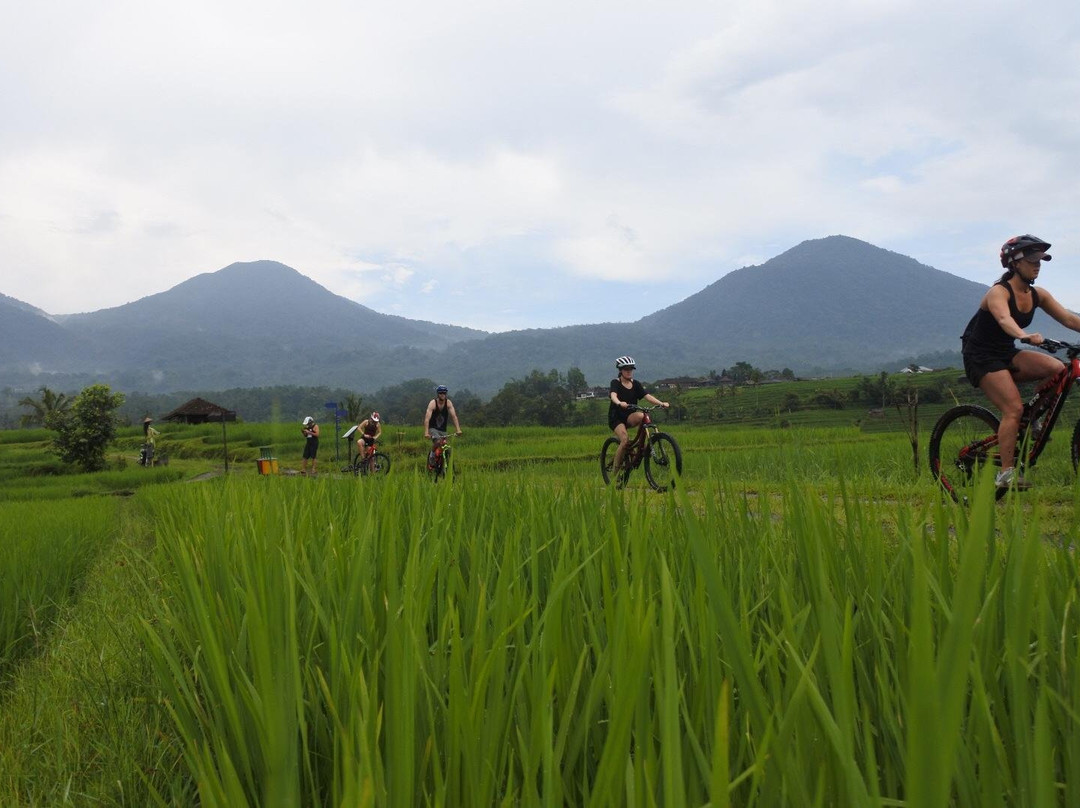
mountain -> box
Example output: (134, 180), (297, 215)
(44, 261), (487, 390)
(1, 238), (1056, 395)
(0, 295), (85, 369)
(637, 235), (990, 369)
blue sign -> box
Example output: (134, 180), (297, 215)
(336, 409), (348, 418)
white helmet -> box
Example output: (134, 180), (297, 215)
(302, 416), (314, 426)
(615, 356), (636, 369)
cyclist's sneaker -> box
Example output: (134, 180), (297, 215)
(995, 468), (1032, 490)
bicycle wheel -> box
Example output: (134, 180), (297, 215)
(428, 451), (445, 482)
(1070, 419), (1080, 472)
(644, 433), (683, 492)
(369, 452), (391, 476)
(600, 437), (620, 485)
(928, 405), (1001, 502)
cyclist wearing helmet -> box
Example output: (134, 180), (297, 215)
(300, 415), (320, 475)
(609, 356), (669, 475)
(961, 234), (1080, 488)
(356, 411), (383, 462)
(424, 385), (463, 441)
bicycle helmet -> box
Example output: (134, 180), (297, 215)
(435, 384), (449, 394)
(302, 416), (314, 427)
(1000, 234), (1052, 268)
(615, 356), (636, 369)
(370, 411), (380, 422)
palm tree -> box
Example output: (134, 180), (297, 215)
(343, 394), (365, 424)
(18, 386), (71, 428)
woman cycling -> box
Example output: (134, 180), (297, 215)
(962, 234), (1080, 488)
(356, 411), (382, 470)
(609, 356), (669, 474)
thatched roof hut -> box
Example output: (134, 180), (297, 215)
(160, 397), (237, 425)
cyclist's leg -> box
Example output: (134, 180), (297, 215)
(1010, 350), (1066, 384)
(612, 412), (644, 471)
(979, 369), (1025, 471)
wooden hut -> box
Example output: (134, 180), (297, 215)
(160, 397), (237, 425)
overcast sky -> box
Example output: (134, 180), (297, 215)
(2, 0), (1078, 332)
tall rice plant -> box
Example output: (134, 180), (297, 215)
(0, 498), (117, 682)
(140, 469), (1080, 806)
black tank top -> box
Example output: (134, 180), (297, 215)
(428, 402), (449, 431)
(962, 278), (1039, 354)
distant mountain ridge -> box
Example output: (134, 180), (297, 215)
(2, 237), (1063, 395)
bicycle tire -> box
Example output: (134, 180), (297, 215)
(600, 437), (620, 485)
(928, 404), (1001, 502)
(369, 452), (391, 476)
(428, 452), (445, 482)
(644, 432), (683, 492)
(1070, 419), (1080, 473)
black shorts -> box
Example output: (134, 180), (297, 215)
(303, 438), (319, 459)
(608, 407), (632, 431)
(962, 346), (1019, 388)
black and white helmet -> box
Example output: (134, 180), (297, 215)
(302, 416), (314, 427)
(614, 356), (636, 369)
(1000, 234), (1052, 268)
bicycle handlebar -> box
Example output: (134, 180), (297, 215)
(1022, 337), (1080, 357)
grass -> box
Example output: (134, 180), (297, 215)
(1, 422), (1080, 805)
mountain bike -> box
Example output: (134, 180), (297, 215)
(600, 405), (683, 491)
(427, 434), (456, 482)
(341, 431), (390, 477)
(929, 337), (1080, 502)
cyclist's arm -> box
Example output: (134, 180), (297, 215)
(422, 400), (434, 438)
(986, 285), (1032, 340)
(448, 401), (463, 434)
(1037, 289), (1080, 332)
(374, 425), (382, 441)
(643, 393), (669, 408)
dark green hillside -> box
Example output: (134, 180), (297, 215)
(6, 238), (1071, 394)
(0, 297), (84, 368)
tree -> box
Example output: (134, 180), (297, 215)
(729, 361), (756, 385)
(18, 386), (71, 428)
(567, 366), (588, 398)
(481, 370), (571, 426)
(343, 393), (365, 424)
(46, 384), (125, 472)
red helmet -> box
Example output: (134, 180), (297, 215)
(370, 411), (380, 422)
(1000, 234), (1052, 268)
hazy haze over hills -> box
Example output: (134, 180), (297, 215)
(3, 236), (1066, 395)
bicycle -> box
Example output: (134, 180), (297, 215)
(600, 405), (683, 491)
(427, 434), (456, 482)
(929, 337), (1080, 502)
(341, 433), (391, 477)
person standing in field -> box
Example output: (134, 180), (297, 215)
(961, 234), (1080, 489)
(300, 415), (320, 475)
(609, 356), (669, 474)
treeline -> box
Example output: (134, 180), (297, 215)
(5, 367), (605, 432)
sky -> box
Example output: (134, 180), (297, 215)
(2, 0), (1079, 332)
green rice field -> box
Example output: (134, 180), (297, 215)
(1, 419), (1079, 806)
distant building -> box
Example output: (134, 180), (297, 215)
(900, 364), (934, 374)
(160, 397), (237, 425)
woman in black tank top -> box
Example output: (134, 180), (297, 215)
(962, 235), (1080, 487)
